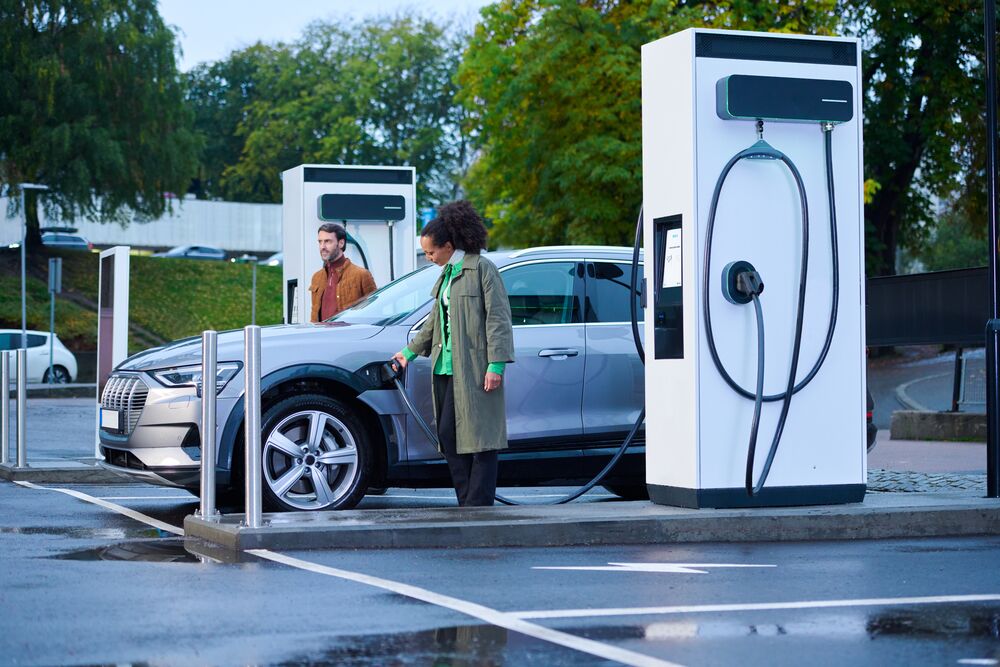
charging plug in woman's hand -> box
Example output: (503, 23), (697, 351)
(391, 351), (409, 372)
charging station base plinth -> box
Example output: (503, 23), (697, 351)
(648, 482), (866, 509)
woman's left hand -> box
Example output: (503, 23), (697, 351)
(483, 372), (502, 392)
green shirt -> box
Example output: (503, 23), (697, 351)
(401, 256), (505, 376)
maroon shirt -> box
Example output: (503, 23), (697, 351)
(319, 256), (346, 319)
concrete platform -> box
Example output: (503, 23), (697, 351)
(184, 491), (1000, 552)
(0, 459), (125, 484)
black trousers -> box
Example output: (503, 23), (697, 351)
(433, 374), (498, 507)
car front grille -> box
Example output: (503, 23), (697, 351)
(101, 375), (149, 434)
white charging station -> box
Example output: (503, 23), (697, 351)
(641, 29), (866, 508)
(95, 245), (130, 457)
(281, 164), (417, 324)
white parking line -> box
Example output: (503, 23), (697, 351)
(510, 594), (1000, 620)
(14, 482), (679, 666)
(14, 481), (184, 536)
(96, 495), (195, 500)
(248, 549), (680, 667)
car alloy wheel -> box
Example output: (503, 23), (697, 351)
(259, 394), (370, 511)
(43, 366), (70, 384)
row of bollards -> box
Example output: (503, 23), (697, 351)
(197, 325), (263, 529)
(1, 349), (29, 468)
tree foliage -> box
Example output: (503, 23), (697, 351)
(196, 14), (471, 206)
(843, 0), (984, 275)
(457, 0), (839, 248)
(0, 0), (198, 229)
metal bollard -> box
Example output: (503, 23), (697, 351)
(1, 352), (9, 465)
(243, 325), (262, 528)
(16, 348), (27, 468)
(199, 331), (219, 519)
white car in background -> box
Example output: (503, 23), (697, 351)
(0, 329), (78, 383)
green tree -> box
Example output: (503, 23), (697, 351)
(843, 0), (983, 275)
(185, 43), (281, 200)
(458, 0), (839, 249)
(219, 14), (470, 206)
(0, 0), (199, 239)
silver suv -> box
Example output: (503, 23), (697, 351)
(99, 246), (646, 510)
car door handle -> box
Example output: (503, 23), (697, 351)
(538, 348), (579, 359)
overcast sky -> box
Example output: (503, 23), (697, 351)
(158, 0), (494, 71)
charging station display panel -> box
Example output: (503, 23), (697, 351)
(653, 215), (683, 360)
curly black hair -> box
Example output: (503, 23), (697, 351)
(421, 200), (488, 252)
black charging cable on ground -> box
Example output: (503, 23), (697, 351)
(384, 205), (648, 506)
(704, 122), (840, 496)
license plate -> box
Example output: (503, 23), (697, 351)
(101, 408), (120, 431)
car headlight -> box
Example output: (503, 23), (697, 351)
(150, 362), (242, 393)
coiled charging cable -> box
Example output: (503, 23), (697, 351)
(703, 122), (840, 496)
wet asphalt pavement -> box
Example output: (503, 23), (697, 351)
(2, 479), (999, 666)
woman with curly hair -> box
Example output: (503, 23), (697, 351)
(392, 200), (514, 506)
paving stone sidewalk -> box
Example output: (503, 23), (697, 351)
(868, 468), (987, 493)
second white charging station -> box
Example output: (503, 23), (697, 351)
(642, 29), (867, 508)
(281, 164), (417, 324)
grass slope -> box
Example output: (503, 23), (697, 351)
(0, 248), (283, 352)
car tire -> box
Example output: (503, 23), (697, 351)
(258, 393), (371, 512)
(42, 365), (71, 384)
(602, 483), (649, 501)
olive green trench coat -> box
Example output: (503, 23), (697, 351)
(408, 253), (515, 455)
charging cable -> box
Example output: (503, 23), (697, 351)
(704, 122), (840, 496)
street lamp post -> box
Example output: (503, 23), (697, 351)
(233, 254), (259, 326)
(17, 184), (50, 351)
(985, 0), (999, 498)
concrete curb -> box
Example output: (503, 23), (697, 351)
(184, 493), (1000, 552)
(890, 410), (986, 442)
(0, 461), (128, 484)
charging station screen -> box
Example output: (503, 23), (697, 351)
(97, 255), (115, 399)
(662, 228), (682, 289)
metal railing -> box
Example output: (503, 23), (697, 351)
(1, 350), (28, 468)
(244, 325), (262, 528)
(198, 331), (219, 519)
(196, 325), (264, 529)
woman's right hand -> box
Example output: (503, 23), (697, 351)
(391, 351), (408, 371)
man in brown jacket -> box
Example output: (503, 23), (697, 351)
(309, 223), (377, 322)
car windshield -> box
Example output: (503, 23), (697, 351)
(327, 264), (439, 326)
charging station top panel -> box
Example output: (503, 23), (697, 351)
(717, 75), (854, 124)
(304, 166), (413, 184)
(695, 32), (857, 67)
(319, 194), (406, 222)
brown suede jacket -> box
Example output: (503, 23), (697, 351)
(309, 257), (377, 322)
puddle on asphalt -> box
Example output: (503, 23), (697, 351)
(867, 605), (1000, 639)
(54, 538), (210, 563)
(270, 624), (610, 666)
(555, 605), (1000, 643)
(1, 525), (165, 539)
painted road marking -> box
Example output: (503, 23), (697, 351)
(534, 562), (776, 575)
(511, 593), (1000, 620)
(14, 481), (184, 536)
(958, 660), (1000, 665)
(248, 549), (680, 667)
(96, 495), (195, 500)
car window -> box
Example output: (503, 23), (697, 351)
(585, 261), (644, 323)
(501, 261), (581, 326)
(330, 265), (439, 326)
(26, 334), (47, 348)
(0, 333), (13, 350)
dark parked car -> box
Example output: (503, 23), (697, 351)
(41, 232), (92, 251)
(153, 245), (226, 261)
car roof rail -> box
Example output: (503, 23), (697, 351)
(507, 245), (642, 258)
